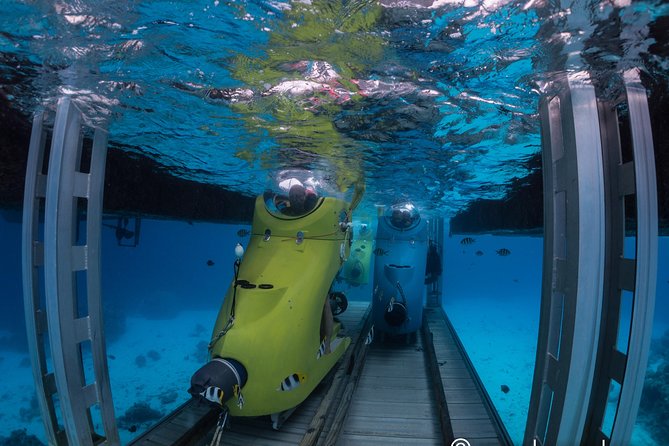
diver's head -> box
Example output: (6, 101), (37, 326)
(289, 184), (307, 213)
(288, 184), (319, 215)
(390, 209), (412, 228)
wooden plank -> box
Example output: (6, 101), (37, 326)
(347, 401), (434, 419)
(440, 367), (473, 379)
(445, 388), (485, 404)
(360, 358), (427, 371)
(356, 375), (429, 390)
(451, 418), (500, 438)
(442, 377), (477, 390)
(337, 434), (442, 445)
(342, 415), (441, 438)
(448, 403), (492, 420)
(352, 386), (432, 402)
(215, 430), (298, 445)
(229, 421), (304, 442)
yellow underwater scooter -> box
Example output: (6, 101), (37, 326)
(189, 185), (354, 428)
(339, 217), (374, 287)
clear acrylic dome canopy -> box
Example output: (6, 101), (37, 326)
(263, 169), (342, 217)
(384, 202), (421, 230)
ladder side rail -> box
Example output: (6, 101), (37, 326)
(22, 111), (66, 445)
(556, 73), (607, 445)
(524, 92), (563, 446)
(44, 96), (91, 444)
(611, 69), (658, 446)
(45, 97), (111, 444)
(581, 96), (627, 446)
(86, 127), (120, 444)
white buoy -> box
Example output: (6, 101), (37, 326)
(234, 243), (244, 259)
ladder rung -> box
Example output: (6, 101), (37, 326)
(72, 245), (88, 271)
(73, 171), (90, 198)
(74, 316), (91, 343)
(82, 383), (99, 408)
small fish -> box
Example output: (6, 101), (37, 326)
(496, 248), (511, 256)
(108, 355), (116, 360)
(128, 425), (137, 433)
(501, 384), (510, 394)
(233, 384), (244, 409)
(237, 229), (250, 237)
(373, 248), (388, 256)
(200, 386), (224, 405)
(316, 340), (327, 359)
(475, 250), (484, 256)
(365, 326), (374, 345)
(278, 373), (306, 392)
(460, 237), (475, 245)
(206, 259), (215, 266)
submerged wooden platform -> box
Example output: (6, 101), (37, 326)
(330, 325), (442, 445)
(129, 302), (512, 446)
(426, 306), (512, 445)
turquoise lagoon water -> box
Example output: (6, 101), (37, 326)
(1, 209), (668, 444)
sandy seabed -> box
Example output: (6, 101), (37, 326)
(0, 309), (217, 445)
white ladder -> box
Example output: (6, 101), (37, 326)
(524, 70), (657, 446)
(22, 97), (120, 445)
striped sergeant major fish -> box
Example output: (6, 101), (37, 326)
(200, 386), (225, 406)
(278, 373), (307, 392)
(365, 326), (374, 345)
(316, 339), (327, 359)
(460, 237), (475, 245)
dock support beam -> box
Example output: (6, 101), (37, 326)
(426, 217), (445, 308)
(22, 97), (119, 445)
(525, 70), (657, 446)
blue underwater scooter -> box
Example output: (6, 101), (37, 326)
(371, 203), (428, 342)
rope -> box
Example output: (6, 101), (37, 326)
(208, 258), (241, 352)
(395, 281), (407, 304)
(209, 408), (229, 446)
(387, 281), (407, 313)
